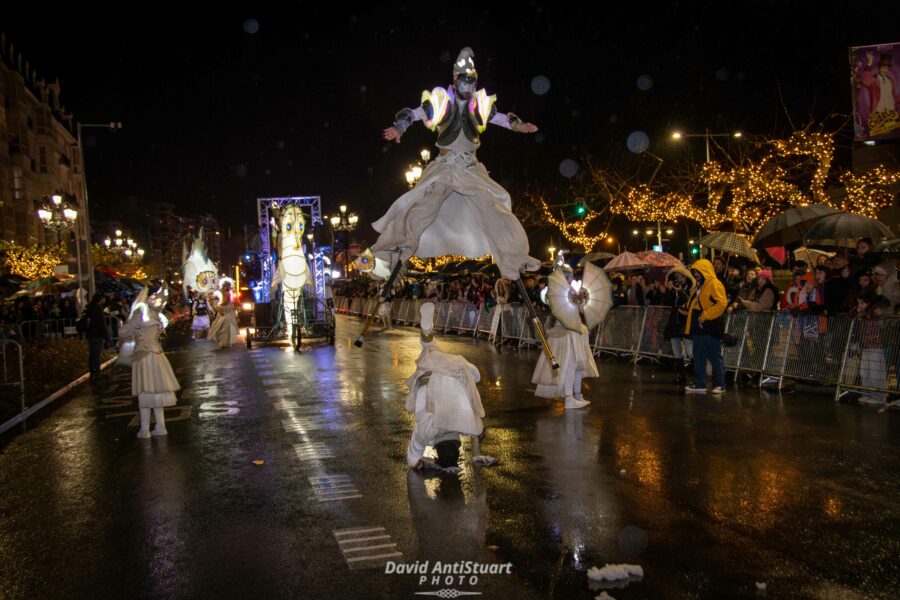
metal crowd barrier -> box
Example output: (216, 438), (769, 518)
(333, 301), (899, 403)
(15, 317), (120, 343)
(594, 306), (646, 360)
(0, 339), (25, 419)
(835, 316), (900, 402)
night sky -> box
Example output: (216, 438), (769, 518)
(6, 2), (898, 246)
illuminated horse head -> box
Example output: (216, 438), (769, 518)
(182, 228), (219, 301)
(271, 205), (312, 330)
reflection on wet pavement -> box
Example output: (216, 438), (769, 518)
(0, 316), (898, 599)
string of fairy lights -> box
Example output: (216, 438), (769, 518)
(539, 199), (607, 252)
(0, 241), (67, 280)
(407, 254), (493, 272)
(605, 130), (897, 232)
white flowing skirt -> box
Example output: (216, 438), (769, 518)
(532, 327), (599, 398)
(209, 307), (239, 348)
(191, 315), (210, 331)
(133, 351), (180, 406)
(371, 152), (539, 281)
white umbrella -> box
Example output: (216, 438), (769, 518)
(547, 262), (613, 331)
(603, 251), (648, 272)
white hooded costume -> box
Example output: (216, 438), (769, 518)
(405, 302), (485, 467)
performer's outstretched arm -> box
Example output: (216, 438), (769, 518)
(383, 107), (427, 143)
(489, 111), (538, 133)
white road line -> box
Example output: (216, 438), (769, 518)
(342, 544), (397, 553)
(345, 552), (403, 563)
(334, 527), (385, 537)
(337, 535), (390, 544)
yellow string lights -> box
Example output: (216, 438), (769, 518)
(408, 254), (492, 272)
(539, 199), (607, 252)
(607, 130), (897, 232)
(0, 242), (66, 280)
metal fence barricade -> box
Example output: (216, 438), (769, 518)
(500, 303), (523, 344)
(349, 298), (363, 316)
(759, 313), (795, 388)
(445, 301), (466, 333)
(722, 311), (774, 376)
(776, 313), (852, 386)
(835, 315), (900, 403)
(434, 301), (451, 332)
(593, 306), (646, 360)
(408, 299), (423, 326)
(476, 305), (495, 338)
(0, 339), (25, 418)
(457, 303), (480, 335)
(517, 309), (544, 349)
(636, 306), (673, 361)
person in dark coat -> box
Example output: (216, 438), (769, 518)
(83, 293), (110, 381)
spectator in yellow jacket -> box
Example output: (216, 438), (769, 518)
(684, 259), (728, 394)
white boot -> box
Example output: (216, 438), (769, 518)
(564, 395), (590, 410)
(420, 302), (435, 335)
(137, 408), (151, 438)
(151, 407), (168, 436)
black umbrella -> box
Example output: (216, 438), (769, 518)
(802, 213), (894, 248)
(753, 204), (841, 248)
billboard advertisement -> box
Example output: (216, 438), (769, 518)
(851, 42), (900, 141)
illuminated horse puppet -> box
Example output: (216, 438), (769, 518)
(182, 228), (219, 301)
(270, 204), (312, 335)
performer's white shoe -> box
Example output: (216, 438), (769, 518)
(137, 430), (151, 439)
(420, 302), (435, 335)
(564, 396), (590, 410)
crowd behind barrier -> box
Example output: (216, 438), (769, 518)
(335, 299), (899, 401)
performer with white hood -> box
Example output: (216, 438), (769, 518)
(355, 47), (559, 371)
(405, 302), (485, 470)
(118, 285), (181, 438)
(533, 254), (612, 409)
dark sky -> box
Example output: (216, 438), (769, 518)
(6, 2), (898, 245)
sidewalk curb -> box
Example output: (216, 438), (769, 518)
(0, 356), (118, 435)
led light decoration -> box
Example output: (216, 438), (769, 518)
(421, 87), (452, 131)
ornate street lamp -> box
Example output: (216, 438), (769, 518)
(37, 193), (78, 245)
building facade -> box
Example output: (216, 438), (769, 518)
(0, 34), (84, 249)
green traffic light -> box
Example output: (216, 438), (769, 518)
(575, 204), (586, 216)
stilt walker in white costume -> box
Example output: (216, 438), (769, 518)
(405, 302), (485, 470)
(208, 278), (239, 349)
(119, 286), (181, 438)
(354, 47), (559, 370)
(533, 255), (612, 409)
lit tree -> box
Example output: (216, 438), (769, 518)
(0, 241), (66, 280)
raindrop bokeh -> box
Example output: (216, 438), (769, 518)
(636, 74), (653, 91)
(531, 75), (551, 95)
(243, 18), (259, 34)
(559, 159), (579, 178)
(626, 131), (650, 154)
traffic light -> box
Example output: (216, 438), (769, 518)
(574, 203), (587, 217)
(690, 245), (700, 256)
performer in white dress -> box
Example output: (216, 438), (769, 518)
(119, 286), (181, 438)
(405, 302), (485, 469)
(208, 278), (239, 349)
(533, 258), (612, 409)
(356, 48), (557, 369)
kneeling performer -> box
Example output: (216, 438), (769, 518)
(405, 302), (485, 470)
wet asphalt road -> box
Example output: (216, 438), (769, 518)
(1, 316), (899, 599)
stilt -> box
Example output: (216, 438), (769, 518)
(354, 258), (406, 347)
(514, 278), (559, 370)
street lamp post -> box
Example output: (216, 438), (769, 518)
(404, 149), (432, 189)
(77, 121), (123, 297)
(330, 204), (359, 278)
